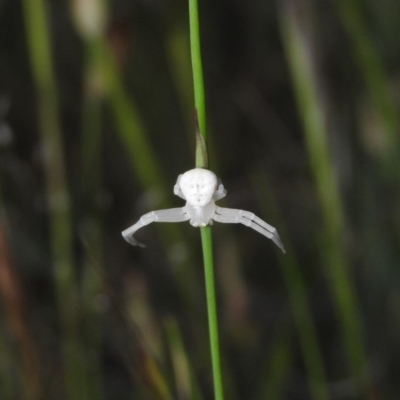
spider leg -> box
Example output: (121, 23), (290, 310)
(173, 175), (186, 200)
(213, 181), (227, 201)
(122, 207), (190, 247)
(214, 207), (286, 253)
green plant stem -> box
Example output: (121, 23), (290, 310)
(165, 21), (194, 138)
(280, 0), (368, 392)
(253, 170), (330, 400)
(21, 0), (85, 398)
(188, 0), (224, 398)
(100, 43), (166, 195)
(334, 0), (400, 248)
(201, 227), (224, 400)
(335, 0), (400, 178)
(258, 323), (292, 400)
(80, 37), (105, 400)
(164, 317), (205, 400)
(189, 0), (206, 140)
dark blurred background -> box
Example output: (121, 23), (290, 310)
(0, 0), (399, 399)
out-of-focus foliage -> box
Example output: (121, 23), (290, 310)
(0, 0), (399, 399)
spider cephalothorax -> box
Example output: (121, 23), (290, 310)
(122, 167), (285, 253)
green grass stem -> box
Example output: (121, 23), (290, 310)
(280, 0), (368, 392)
(257, 325), (292, 400)
(165, 22), (194, 137)
(334, 0), (400, 248)
(189, 0), (206, 140)
(80, 36), (106, 400)
(100, 43), (166, 196)
(165, 317), (204, 400)
(188, 1), (224, 398)
(21, 0), (86, 398)
(335, 0), (400, 178)
(253, 171), (330, 400)
(200, 227), (224, 400)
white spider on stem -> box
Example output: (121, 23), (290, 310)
(122, 168), (286, 253)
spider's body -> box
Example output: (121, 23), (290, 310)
(122, 167), (285, 253)
(175, 168), (224, 227)
(185, 202), (215, 227)
(178, 168), (218, 207)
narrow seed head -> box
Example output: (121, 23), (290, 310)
(71, 0), (107, 39)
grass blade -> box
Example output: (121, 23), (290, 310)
(253, 170), (330, 400)
(280, 0), (369, 393)
(21, 0), (87, 397)
(188, 0), (224, 398)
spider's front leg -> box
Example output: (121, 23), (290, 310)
(213, 206), (286, 253)
(122, 207), (190, 247)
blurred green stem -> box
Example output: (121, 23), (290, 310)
(80, 36), (106, 400)
(100, 43), (166, 195)
(189, 0), (224, 399)
(335, 0), (400, 178)
(258, 323), (292, 400)
(165, 317), (204, 400)
(280, 0), (368, 392)
(253, 171), (330, 400)
(21, 0), (85, 398)
(334, 0), (400, 247)
(165, 22), (194, 138)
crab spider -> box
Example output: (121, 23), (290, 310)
(122, 168), (286, 253)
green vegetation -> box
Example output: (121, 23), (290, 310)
(0, 0), (398, 398)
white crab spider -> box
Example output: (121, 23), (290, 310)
(122, 168), (285, 253)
